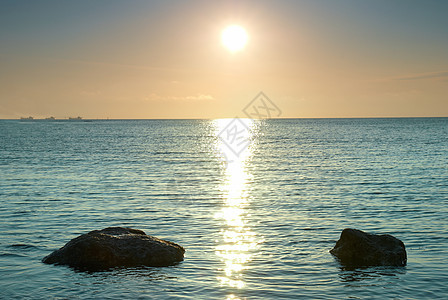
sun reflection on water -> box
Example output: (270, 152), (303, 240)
(213, 118), (261, 291)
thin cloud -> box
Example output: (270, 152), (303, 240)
(396, 71), (448, 81)
(184, 94), (214, 101)
(146, 93), (215, 102)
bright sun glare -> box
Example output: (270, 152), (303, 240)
(221, 25), (248, 52)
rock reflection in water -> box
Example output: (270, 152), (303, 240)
(338, 266), (406, 285)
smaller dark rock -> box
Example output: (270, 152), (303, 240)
(330, 228), (406, 267)
(42, 227), (185, 271)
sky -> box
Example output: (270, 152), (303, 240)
(0, 0), (447, 119)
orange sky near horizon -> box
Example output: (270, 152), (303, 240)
(1, 0), (447, 119)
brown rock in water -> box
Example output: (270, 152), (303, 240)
(330, 228), (406, 267)
(42, 227), (184, 271)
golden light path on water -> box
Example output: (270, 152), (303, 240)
(213, 119), (262, 297)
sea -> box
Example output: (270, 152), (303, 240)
(0, 118), (447, 299)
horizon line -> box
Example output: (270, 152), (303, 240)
(3, 116), (447, 121)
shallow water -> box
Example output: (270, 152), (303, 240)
(0, 118), (447, 299)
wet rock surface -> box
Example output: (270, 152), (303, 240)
(43, 227), (185, 271)
(330, 228), (406, 267)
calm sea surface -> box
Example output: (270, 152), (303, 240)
(0, 118), (447, 299)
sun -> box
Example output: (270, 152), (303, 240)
(221, 25), (248, 53)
